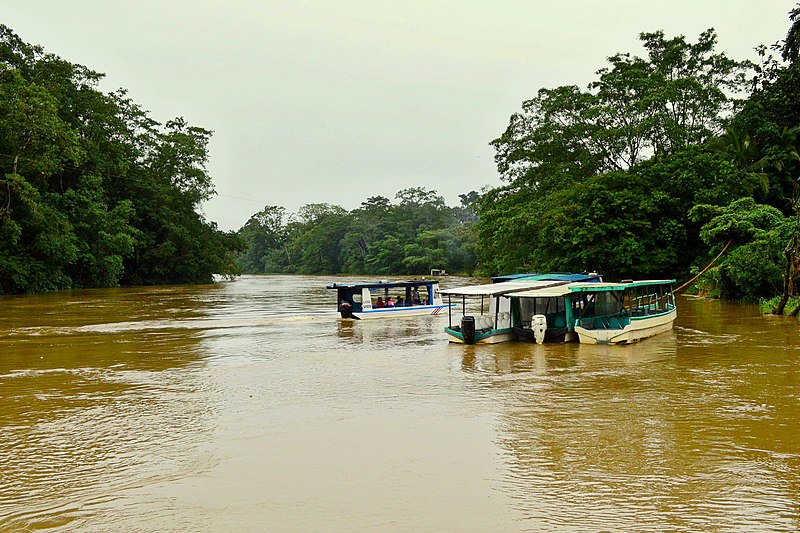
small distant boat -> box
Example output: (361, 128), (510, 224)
(508, 279), (677, 345)
(441, 273), (601, 344)
(327, 279), (454, 320)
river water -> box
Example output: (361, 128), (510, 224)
(1, 274), (798, 532)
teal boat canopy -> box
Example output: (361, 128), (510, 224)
(566, 280), (676, 293)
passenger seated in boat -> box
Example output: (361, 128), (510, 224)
(386, 297), (395, 307)
(375, 297), (385, 308)
(396, 296), (405, 307)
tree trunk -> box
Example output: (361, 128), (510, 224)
(775, 292), (789, 315)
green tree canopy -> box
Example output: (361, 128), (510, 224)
(491, 29), (751, 193)
(690, 198), (795, 299)
(0, 25), (242, 293)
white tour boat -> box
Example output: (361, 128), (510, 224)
(327, 279), (454, 320)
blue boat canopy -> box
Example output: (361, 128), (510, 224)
(327, 279), (437, 290)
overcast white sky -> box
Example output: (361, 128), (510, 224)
(3, 1), (794, 230)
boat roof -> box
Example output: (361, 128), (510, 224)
(509, 279), (677, 298)
(326, 279), (438, 290)
(492, 272), (601, 283)
(491, 273), (540, 282)
(440, 278), (571, 297)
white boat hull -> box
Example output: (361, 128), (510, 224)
(445, 328), (515, 344)
(575, 309), (676, 345)
(347, 304), (453, 320)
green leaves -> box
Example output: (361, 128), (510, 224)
(480, 27), (772, 286)
(0, 26), (242, 293)
(53, 175), (138, 287)
(476, 143), (750, 279)
(692, 197), (795, 299)
(493, 29), (751, 193)
(783, 4), (800, 63)
(0, 66), (84, 178)
(0, 173), (77, 293)
(145, 117), (214, 207)
(692, 197), (787, 247)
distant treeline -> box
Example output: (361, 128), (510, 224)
(0, 25), (241, 294)
(236, 188), (479, 276)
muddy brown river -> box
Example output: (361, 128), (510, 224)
(1, 275), (798, 531)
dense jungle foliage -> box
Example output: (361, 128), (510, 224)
(0, 25), (242, 294)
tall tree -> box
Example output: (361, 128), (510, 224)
(491, 29), (751, 193)
(237, 205), (288, 273)
(287, 203), (350, 274)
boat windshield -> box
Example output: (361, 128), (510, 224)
(513, 296), (568, 330)
(594, 292), (622, 315)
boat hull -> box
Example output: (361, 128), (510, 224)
(575, 309), (676, 344)
(344, 304), (453, 320)
(444, 327), (515, 344)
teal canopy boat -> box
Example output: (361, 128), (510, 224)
(441, 273), (602, 344)
(508, 279), (676, 344)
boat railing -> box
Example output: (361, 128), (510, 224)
(629, 293), (676, 317)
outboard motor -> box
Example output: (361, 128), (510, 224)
(531, 314), (547, 344)
(340, 301), (354, 319)
(461, 316), (476, 345)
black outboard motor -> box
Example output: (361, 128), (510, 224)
(340, 301), (354, 319)
(461, 315), (476, 344)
